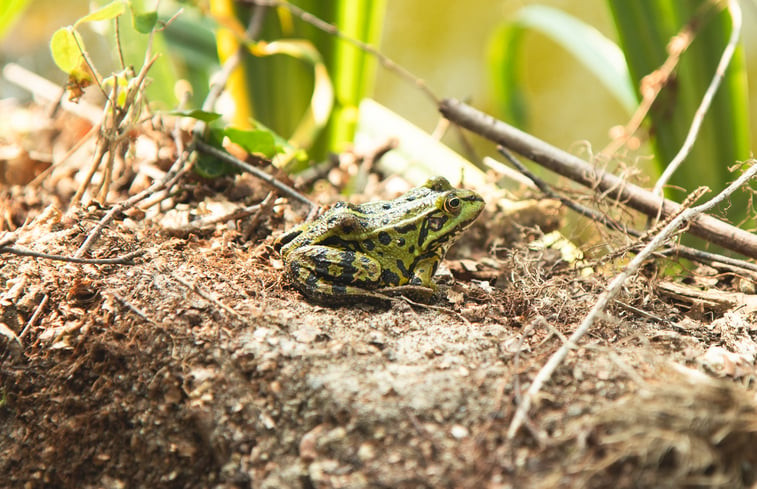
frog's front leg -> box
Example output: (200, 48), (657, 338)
(285, 245), (383, 300)
(376, 254), (441, 302)
(406, 254), (443, 289)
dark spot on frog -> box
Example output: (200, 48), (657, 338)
(362, 239), (375, 251)
(314, 258), (331, 277)
(378, 231), (392, 245)
(380, 269), (400, 286)
(396, 260), (412, 279)
(418, 220), (430, 247)
(338, 250), (355, 268)
(393, 223), (417, 234)
(305, 271), (318, 288)
(396, 237), (405, 247)
(408, 245), (415, 254)
(382, 203), (392, 210)
(331, 284), (347, 296)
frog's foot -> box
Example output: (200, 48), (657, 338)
(295, 282), (394, 306)
(375, 285), (435, 303)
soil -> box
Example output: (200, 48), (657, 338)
(2, 107), (757, 489)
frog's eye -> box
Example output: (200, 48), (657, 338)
(443, 196), (461, 213)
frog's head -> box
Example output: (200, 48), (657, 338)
(418, 177), (485, 254)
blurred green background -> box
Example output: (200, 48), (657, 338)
(2, 0), (756, 192)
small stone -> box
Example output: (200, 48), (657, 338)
(450, 424), (469, 439)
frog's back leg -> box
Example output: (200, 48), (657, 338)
(285, 245), (382, 299)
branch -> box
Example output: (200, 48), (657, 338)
(0, 247), (143, 265)
(506, 160), (757, 439)
(652, 0), (742, 196)
(498, 146), (757, 275)
(439, 98), (757, 259)
(193, 140), (313, 207)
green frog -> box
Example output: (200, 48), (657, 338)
(275, 176), (485, 303)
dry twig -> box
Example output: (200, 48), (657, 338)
(0, 247), (144, 265)
(440, 98), (757, 259)
(652, 0), (742, 197)
(193, 141), (313, 207)
(74, 149), (192, 257)
(18, 294), (49, 341)
(499, 144), (757, 275)
(505, 161), (757, 439)
(172, 273), (248, 324)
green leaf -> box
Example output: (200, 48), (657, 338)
(50, 27), (90, 81)
(223, 128), (278, 158)
(194, 153), (238, 179)
(488, 4), (636, 126)
(249, 39), (334, 151)
(193, 129), (239, 178)
(102, 70), (132, 106)
(131, 5), (158, 34)
(75, 0), (126, 26)
(169, 109), (222, 122)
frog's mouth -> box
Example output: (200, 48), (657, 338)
(419, 216), (480, 253)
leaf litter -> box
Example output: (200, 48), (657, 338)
(1, 101), (757, 489)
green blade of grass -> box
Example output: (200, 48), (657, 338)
(607, 0), (751, 224)
(0, 0), (31, 39)
(488, 4), (636, 127)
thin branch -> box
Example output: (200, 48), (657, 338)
(171, 202), (264, 233)
(193, 140), (314, 207)
(172, 273), (248, 324)
(440, 98), (757, 259)
(74, 152), (192, 257)
(0, 247), (143, 265)
(652, 0), (742, 197)
(71, 26), (108, 100)
(18, 294), (48, 341)
(505, 161), (757, 440)
(115, 16), (126, 70)
(498, 147), (634, 236)
(110, 292), (155, 324)
(499, 146), (757, 275)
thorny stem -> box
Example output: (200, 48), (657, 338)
(506, 160), (757, 440)
(652, 0), (742, 199)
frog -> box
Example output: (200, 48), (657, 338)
(275, 176), (485, 303)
